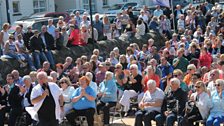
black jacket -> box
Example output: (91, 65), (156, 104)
(38, 32), (55, 50)
(161, 88), (188, 116)
(8, 84), (23, 109)
(24, 84), (33, 107)
(30, 35), (45, 52)
(24, 31), (34, 50)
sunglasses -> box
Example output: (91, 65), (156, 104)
(215, 84), (220, 87)
(59, 81), (66, 84)
(195, 86), (201, 88)
(115, 67), (121, 69)
(9, 37), (14, 39)
(188, 69), (192, 71)
(173, 75), (179, 77)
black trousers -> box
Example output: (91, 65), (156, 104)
(96, 101), (116, 124)
(38, 119), (59, 126)
(66, 108), (95, 126)
(9, 107), (23, 126)
(0, 107), (6, 126)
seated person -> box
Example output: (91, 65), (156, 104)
(134, 80), (164, 126)
(97, 71), (117, 125)
(155, 78), (188, 126)
(119, 64), (142, 116)
(188, 81), (211, 126)
(206, 79), (224, 126)
(66, 76), (96, 126)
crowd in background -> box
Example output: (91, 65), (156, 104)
(0, 1), (224, 126)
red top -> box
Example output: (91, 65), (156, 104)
(68, 29), (87, 46)
(143, 74), (160, 92)
(199, 53), (212, 69)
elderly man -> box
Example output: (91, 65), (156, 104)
(37, 61), (53, 76)
(27, 72), (63, 126)
(47, 19), (56, 38)
(93, 13), (104, 41)
(207, 69), (220, 93)
(11, 70), (24, 86)
(119, 64), (142, 116)
(155, 78), (187, 126)
(96, 62), (107, 85)
(134, 80), (164, 126)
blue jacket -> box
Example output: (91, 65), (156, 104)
(99, 79), (117, 103)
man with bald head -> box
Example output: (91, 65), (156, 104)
(27, 72), (63, 126)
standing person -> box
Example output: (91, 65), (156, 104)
(93, 14), (104, 41)
(27, 72), (64, 126)
(66, 76), (96, 126)
(23, 26), (34, 50)
(0, 23), (10, 55)
(103, 15), (111, 40)
(153, 5), (163, 17)
(6, 74), (23, 126)
(47, 19), (56, 39)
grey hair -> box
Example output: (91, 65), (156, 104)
(216, 79), (224, 89)
(147, 79), (156, 87)
(37, 72), (47, 79)
(86, 72), (93, 81)
(170, 78), (180, 86)
(106, 71), (114, 79)
(50, 71), (57, 78)
(22, 75), (32, 82)
(130, 64), (138, 70)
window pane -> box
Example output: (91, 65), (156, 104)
(33, 1), (38, 8)
(13, 1), (20, 13)
(39, 0), (46, 7)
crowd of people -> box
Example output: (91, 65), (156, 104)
(0, 1), (224, 126)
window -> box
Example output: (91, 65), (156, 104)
(103, 0), (108, 5)
(123, 0), (128, 2)
(33, 0), (46, 13)
(13, 1), (20, 14)
(83, 0), (96, 11)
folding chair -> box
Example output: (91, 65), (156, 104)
(110, 103), (126, 125)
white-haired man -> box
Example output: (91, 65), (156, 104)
(26, 72), (63, 126)
(135, 79), (164, 126)
(155, 78), (187, 126)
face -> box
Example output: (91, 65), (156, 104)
(59, 80), (68, 90)
(42, 26), (47, 33)
(214, 82), (222, 92)
(148, 84), (156, 93)
(195, 83), (203, 93)
(170, 82), (179, 91)
(191, 75), (198, 83)
(187, 68), (194, 74)
(130, 67), (137, 74)
(6, 76), (14, 84)
(12, 72), (19, 80)
(115, 66), (122, 73)
(43, 63), (50, 70)
(37, 75), (48, 84)
(79, 79), (87, 88)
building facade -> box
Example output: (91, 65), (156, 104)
(0, 0), (55, 27)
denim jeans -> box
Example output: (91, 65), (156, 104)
(134, 110), (160, 126)
(32, 52), (47, 69)
(155, 113), (176, 126)
(18, 53), (35, 69)
(206, 115), (224, 126)
(5, 53), (19, 60)
(44, 50), (55, 68)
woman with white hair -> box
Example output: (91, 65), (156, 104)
(97, 71), (117, 125)
(119, 64), (143, 116)
(135, 80), (164, 126)
(86, 72), (97, 94)
(206, 79), (224, 126)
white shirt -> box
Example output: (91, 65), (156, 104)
(207, 81), (216, 93)
(191, 92), (212, 119)
(136, 23), (145, 36)
(142, 88), (164, 112)
(26, 82), (62, 121)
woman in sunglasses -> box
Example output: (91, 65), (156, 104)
(188, 81), (211, 126)
(59, 77), (75, 118)
(206, 79), (224, 126)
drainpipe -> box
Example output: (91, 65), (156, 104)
(6, 0), (11, 24)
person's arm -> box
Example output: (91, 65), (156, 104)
(31, 89), (48, 105)
(84, 91), (95, 101)
(4, 42), (9, 54)
(173, 58), (179, 67)
(0, 32), (3, 46)
(144, 99), (163, 107)
(59, 95), (64, 107)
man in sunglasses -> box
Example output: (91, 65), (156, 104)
(207, 69), (220, 94)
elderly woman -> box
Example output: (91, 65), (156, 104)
(59, 77), (75, 118)
(97, 71), (117, 125)
(206, 79), (224, 126)
(187, 81), (212, 126)
(115, 64), (128, 99)
(85, 72), (97, 94)
(135, 80), (164, 126)
(66, 76), (96, 126)
(119, 64), (142, 116)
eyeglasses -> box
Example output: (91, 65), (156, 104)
(115, 67), (121, 69)
(195, 86), (201, 88)
(191, 77), (197, 80)
(187, 69), (192, 71)
(130, 68), (135, 70)
(9, 37), (14, 39)
(210, 73), (215, 76)
(215, 84), (220, 87)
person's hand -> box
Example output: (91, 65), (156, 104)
(207, 90), (211, 98)
(5, 86), (9, 94)
(164, 111), (171, 116)
(219, 91), (222, 99)
(80, 88), (86, 97)
(0, 86), (5, 95)
(19, 86), (26, 94)
(139, 102), (144, 109)
(0, 104), (5, 110)
(98, 92), (103, 97)
(42, 89), (49, 97)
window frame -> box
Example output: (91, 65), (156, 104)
(12, 1), (21, 14)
